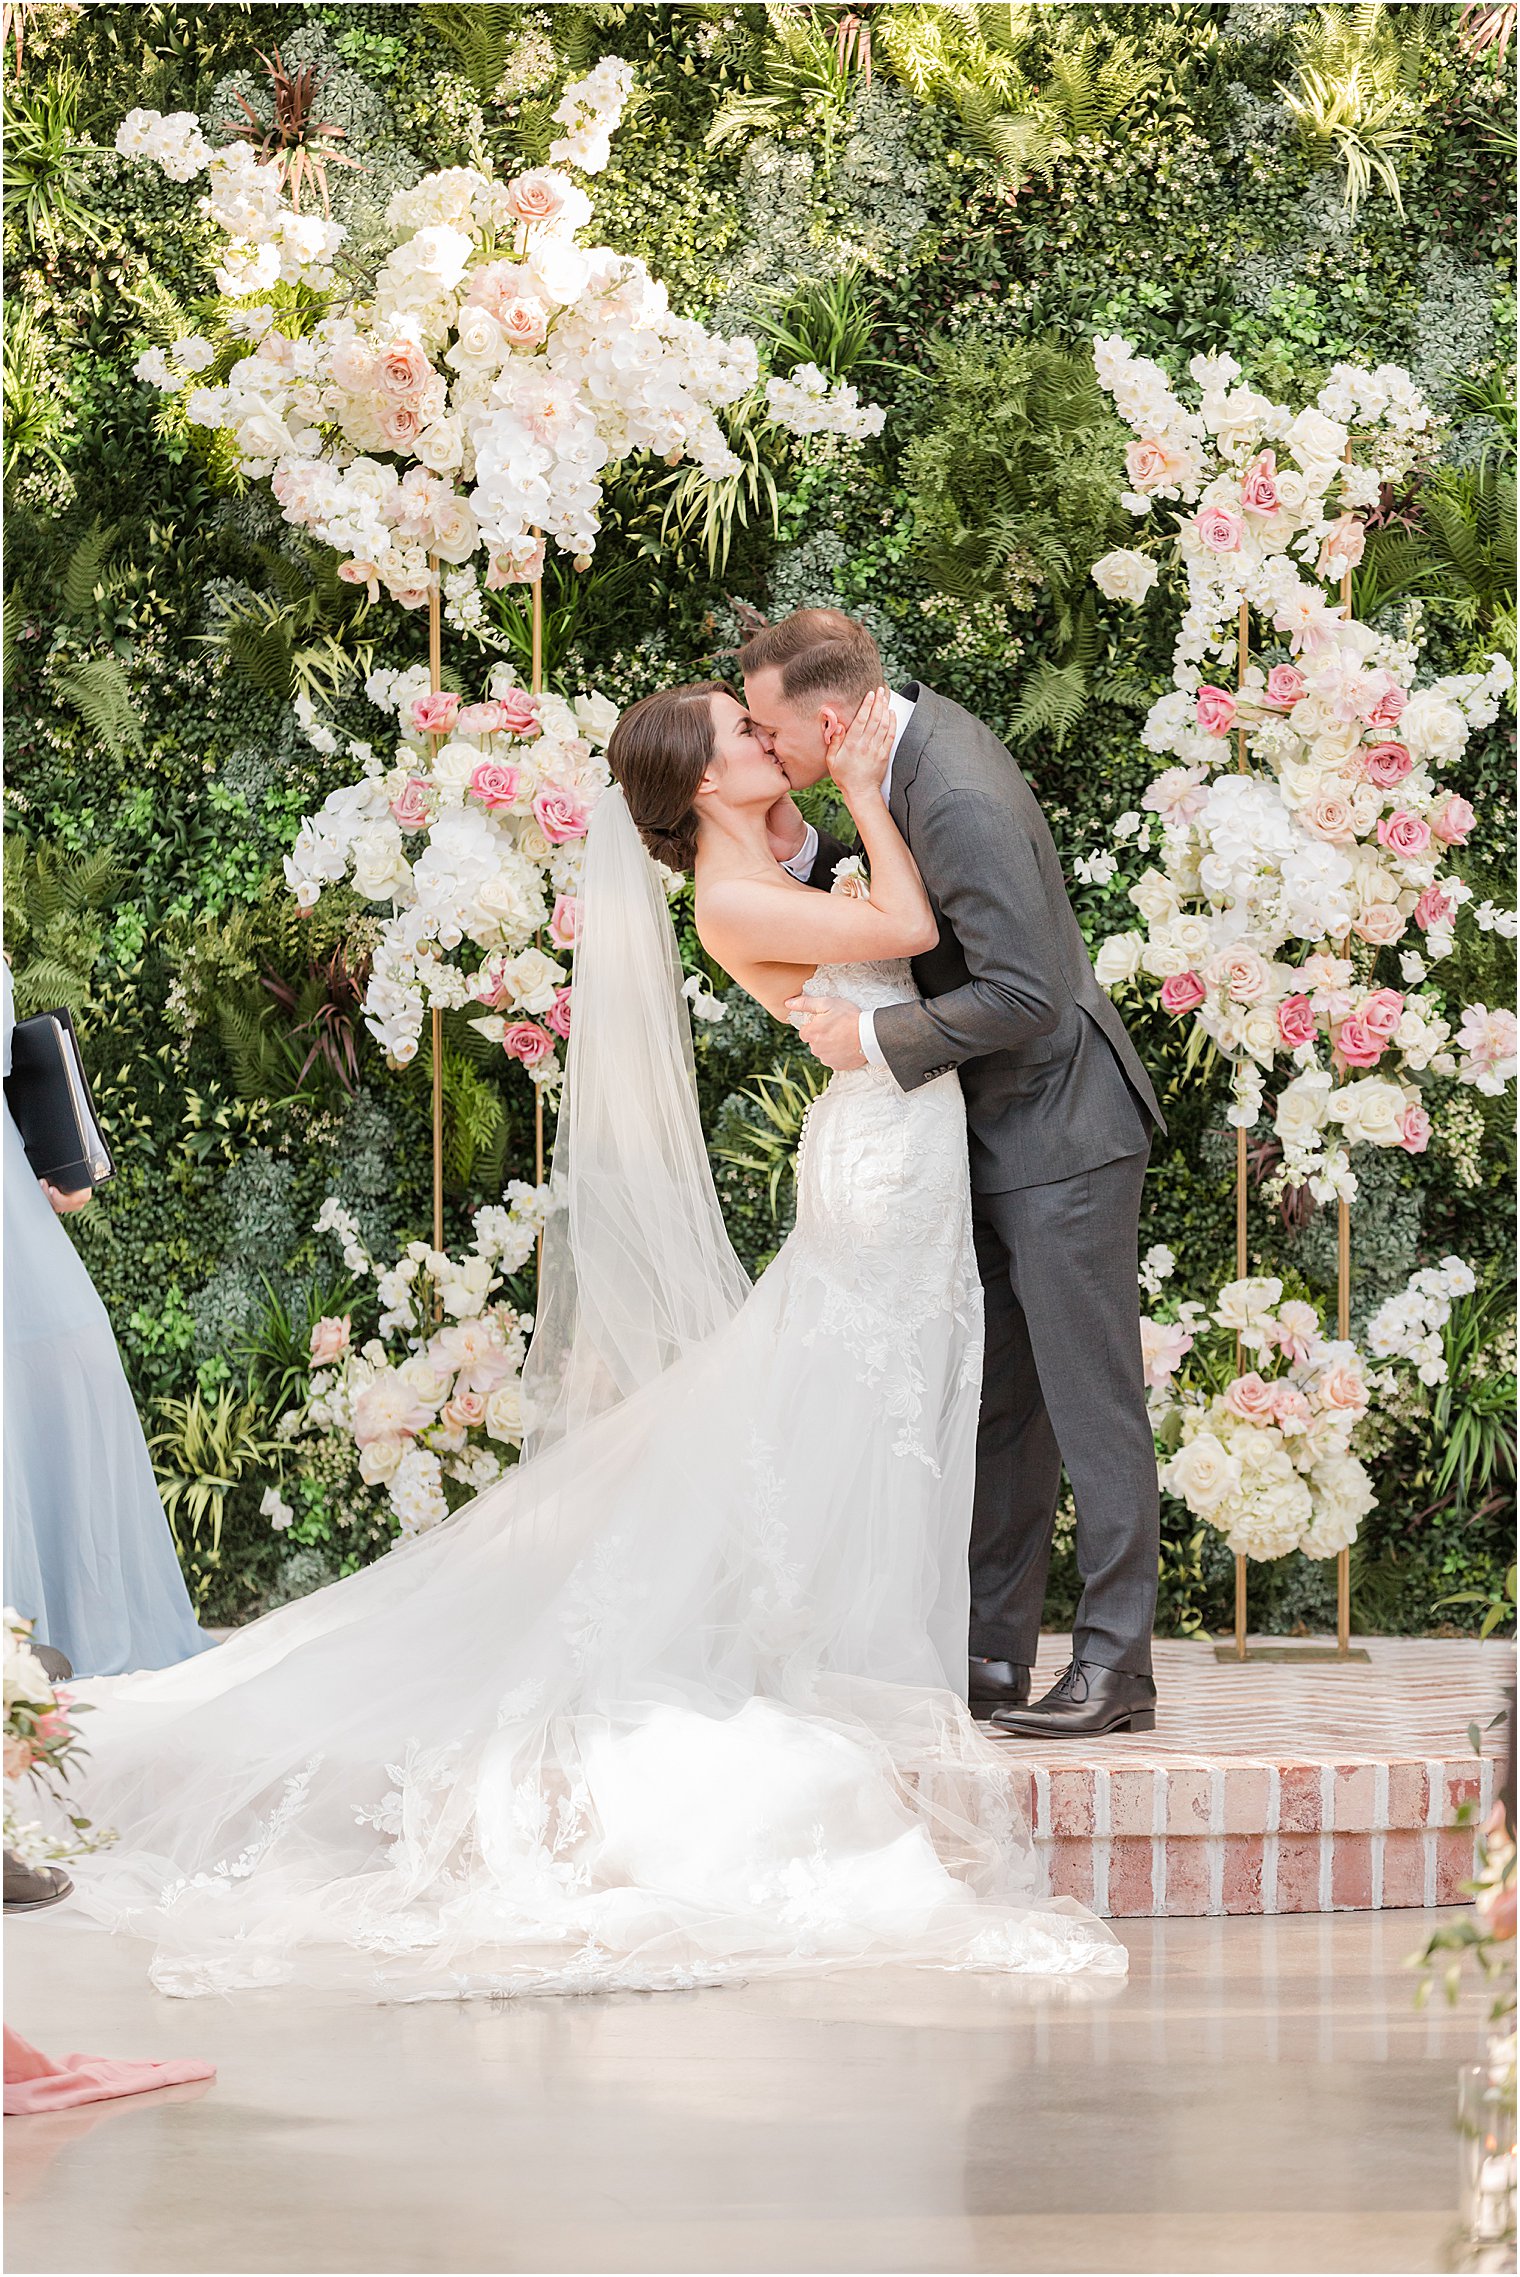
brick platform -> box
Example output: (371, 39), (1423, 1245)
(1004, 1634), (1512, 1919)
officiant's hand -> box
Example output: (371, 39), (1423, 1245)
(786, 994), (866, 1071)
(41, 1180), (92, 1216)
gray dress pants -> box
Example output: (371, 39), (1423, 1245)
(968, 1148), (1159, 1678)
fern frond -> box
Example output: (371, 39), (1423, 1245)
(60, 518), (118, 618)
(52, 654), (142, 757)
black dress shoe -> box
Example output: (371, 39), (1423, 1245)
(968, 1657), (1031, 1719)
(32, 1643), (72, 1685)
(988, 1658), (1156, 1739)
(4, 1851), (73, 1911)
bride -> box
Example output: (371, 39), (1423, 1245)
(64, 682), (1123, 1999)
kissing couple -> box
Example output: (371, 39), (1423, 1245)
(65, 608), (1161, 2002)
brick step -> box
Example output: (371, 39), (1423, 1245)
(999, 1635), (1510, 1919)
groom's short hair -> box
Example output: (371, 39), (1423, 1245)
(740, 608), (882, 709)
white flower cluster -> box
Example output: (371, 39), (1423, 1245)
(764, 363), (887, 441)
(116, 109), (343, 295)
(297, 1186), (549, 1542)
(1146, 1276), (1378, 1561)
(548, 57), (636, 174)
(286, 668), (615, 1077)
(1365, 1255), (1476, 1385)
(1088, 335), (1516, 1194)
(117, 74), (879, 602)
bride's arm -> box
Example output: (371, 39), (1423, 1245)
(699, 690), (937, 971)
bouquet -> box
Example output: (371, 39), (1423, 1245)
(3, 1611), (112, 1866)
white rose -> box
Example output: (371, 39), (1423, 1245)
(1275, 1069), (1332, 1146)
(1130, 868), (1180, 926)
(1095, 932), (1145, 988)
(484, 1383), (524, 1444)
(1092, 548), (1159, 605)
(1399, 688), (1467, 766)
(1164, 1431), (1241, 1515)
(1327, 1076), (1406, 1147)
(358, 1435), (404, 1485)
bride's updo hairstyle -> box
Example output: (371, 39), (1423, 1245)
(606, 681), (728, 871)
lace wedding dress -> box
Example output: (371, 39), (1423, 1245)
(68, 793), (1121, 2000)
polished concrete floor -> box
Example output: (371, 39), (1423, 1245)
(4, 1906), (1485, 2274)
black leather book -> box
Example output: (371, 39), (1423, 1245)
(4, 1006), (115, 1192)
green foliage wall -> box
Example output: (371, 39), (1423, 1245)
(5, 1), (1514, 1635)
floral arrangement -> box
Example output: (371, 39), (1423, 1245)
(1142, 1265), (1378, 1560)
(269, 1188), (548, 1545)
(1365, 1253), (1478, 1383)
(3, 1611), (111, 1866)
(1088, 336), (1515, 1197)
(285, 660), (613, 1077)
(115, 63), (880, 606)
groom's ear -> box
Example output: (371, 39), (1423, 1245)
(818, 702), (846, 750)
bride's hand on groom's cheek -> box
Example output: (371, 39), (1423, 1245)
(787, 994), (866, 1071)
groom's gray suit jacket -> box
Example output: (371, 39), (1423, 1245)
(807, 682), (1163, 1678)
(816, 683), (1163, 1187)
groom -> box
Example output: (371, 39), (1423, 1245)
(742, 609), (1164, 1740)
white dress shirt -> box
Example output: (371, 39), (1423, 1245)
(778, 691), (916, 1071)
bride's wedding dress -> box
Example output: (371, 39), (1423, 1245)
(67, 793), (1121, 1998)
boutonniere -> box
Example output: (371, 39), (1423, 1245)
(830, 855), (870, 901)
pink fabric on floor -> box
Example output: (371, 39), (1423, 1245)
(4, 2026), (214, 2115)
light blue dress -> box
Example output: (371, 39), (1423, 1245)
(3, 967), (210, 1675)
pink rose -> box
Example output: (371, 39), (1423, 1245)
(1353, 902), (1407, 948)
(309, 1315), (351, 1368)
(1321, 1364), (1369, 1417)
(1334, 1015), (1384, 1069)
(503, 169), (570, 224)
(1195, 505), (1242, 552)
(1399, 1103), (1432, 1155)
(441, 1391), (486, 1433)
(1277, 994), (1317, 1049)
(1359, 988), (1405, 1040)
(377, 340), (434, 399)
(549, 894), (580, 950)
(1159, 971), (1206, 1016)
(456, 701), (510, 737)
(1429, 794), (1476, 846)
(502, 1021), (555, 1067)
(470, 761), (521, 811)
(1360, 741), (1412, 789)
(33, 1707), (69, 1744)
(1224, 1372), (1275, 1422)
(1241, 452), (1280, 513)
(495, 687), (541, 738)
(1304, 789), (1355, 842)
(1264, 664), (1307, 709)
(499, 294), (550, 349)
(1210, 945), (1270, 1004)
(545, 986), (573, 1040)
(1414, 884), (1455, 934)
(1367, 683), (1407, 731)
(533, 787), (589, 843)
(1268, 1382), (1313, 1433)
(380, 400), (424, 448)
(4, 1733), (36, 1778)
(1377, 809), (1431, 859)
(390, 777), (431, 831)
(1195, 684), (1237, 736)
(1125, 437), (1170, 490)
(410, 691), (461, 737)
(338, 558), (380, 601)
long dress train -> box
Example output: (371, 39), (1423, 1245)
(64, 820), (1121, 1999)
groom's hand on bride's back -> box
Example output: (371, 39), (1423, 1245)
(787, 994), (866, 1071)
